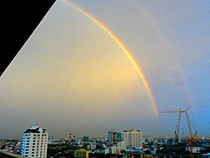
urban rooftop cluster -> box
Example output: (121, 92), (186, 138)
(1, 126), (210, 158)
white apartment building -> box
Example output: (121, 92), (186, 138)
(105, 144), (121, 155)
(118, 141), (126, 150)
(123, 129), (142, 148)
(21, 126), (48, 158)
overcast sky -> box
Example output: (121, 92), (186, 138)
(1, 0), (210, 139)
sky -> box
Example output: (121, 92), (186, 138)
(1, 0), (210, 139)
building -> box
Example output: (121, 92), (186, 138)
(83, 135), (89, 142)
(68, 134), (72, 142)
(113, 132), (117, 144)
(105, 145), (121, 155)
(0, 139), (5, 147)
(21, 126), (48, 158)
(117, 133), (122, 141)
(108, 130), (121, 144)
(73, 135), (76, 142)
(48, 135), (55, 141)
(118, 141), (126, 150)
(123, 129), (142, 148)
(74, 149), (90, 158)
(87, 143), (96, 150)
(108, 130), (114, 143)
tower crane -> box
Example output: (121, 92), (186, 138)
(161, 106), (190, 144)
(161, 105), (199, 158)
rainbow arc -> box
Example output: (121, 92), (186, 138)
(60, 0), (159, 116)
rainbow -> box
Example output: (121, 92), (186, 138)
(60, 0), (159, 116)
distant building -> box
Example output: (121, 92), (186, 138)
(74, 149), (90, 158)
(87, 143), (96, 150)
(68, 134), (72, 142)
(77, 139), (81, 145)
(142, 136), (145, 144)
(51, 135), (56, 140)
(117, 133), (122, 141)
(108, 130), (113, 143)
(123, 129), (142, 148)
(0, 140), (5, 147)
(113, 132), (117, 144)
(83, 135), (89, 142)
(21, 126), (48, 158)
(105, 144), (121, 155)
(108, 130), (121, 144)
(48, 135), (56, 141)
(73, 135), (76, 142)
(118, 141), (126, 150)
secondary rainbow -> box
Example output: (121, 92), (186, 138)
(60, 0), (159, 116)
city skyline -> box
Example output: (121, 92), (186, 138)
(1, 0), (210, 138)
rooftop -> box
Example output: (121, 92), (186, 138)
(23, 126), (47, 134)
(0, 150), (25, 158)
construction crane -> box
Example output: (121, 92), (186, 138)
(161, 105), (199, 158)
(185, 108), (199, 158)
(161, 106), (191, 144)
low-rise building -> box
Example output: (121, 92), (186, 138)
(105, 144), (121, 155)
(74, 149), (90, 158)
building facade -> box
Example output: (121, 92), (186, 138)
(74, 149), (90, 158)
(68, 134), (72, 142)
(83, 135), (89, 142)
(117, 133), (122, 141)
(123, 129), (142, 148)
(108, 130), (121, 144)
(108, 130), (113, 143)
(118, 141), (126, 150)
(21, 126), (48, 158)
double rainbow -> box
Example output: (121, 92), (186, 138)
(60, 0), (159, 116)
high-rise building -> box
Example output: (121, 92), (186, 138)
(123, 129), (142, 148)
(108, 130), (114, 143)
(48, 135), (55, 140)
(73, 135), (76, 142)
(113, 132), (117, 144)
(69, 134), (72, 142)
(108, 130), (121, 144)
(117, 133), (121, 141)
(21, 126), (48, 158)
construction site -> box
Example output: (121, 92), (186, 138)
(157, 106), (203, 158)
